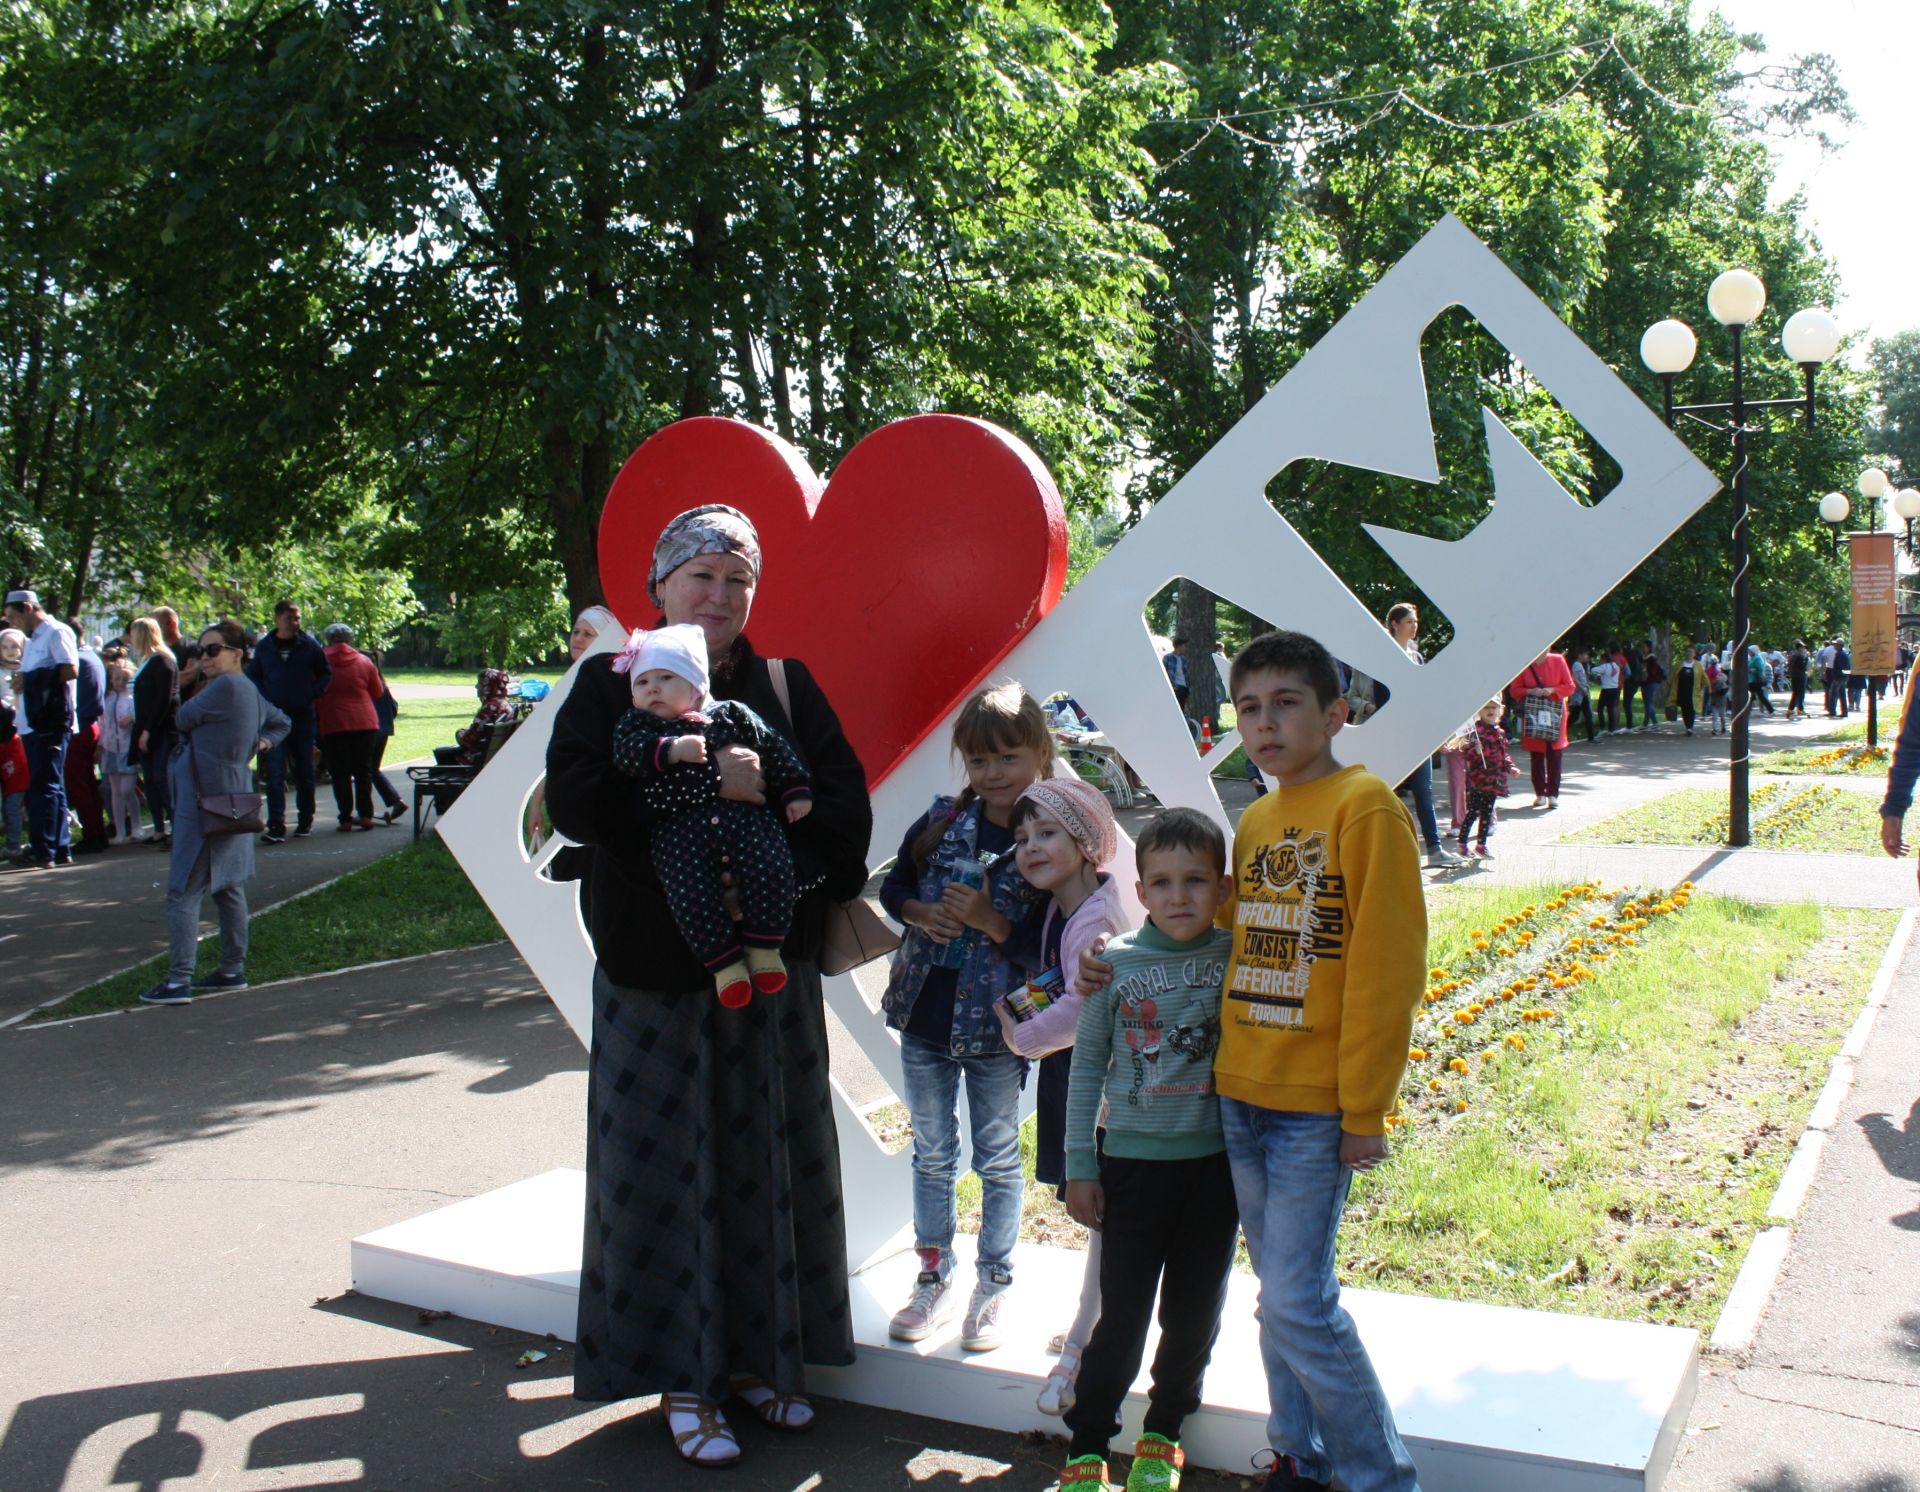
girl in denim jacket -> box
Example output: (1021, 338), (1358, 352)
(879, 683), (1051, 1353)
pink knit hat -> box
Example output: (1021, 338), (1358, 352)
(1017, 778), (1119, 869)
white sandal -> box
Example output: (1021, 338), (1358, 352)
(663, 1393), (740, 1467)
(1037, 1343), (1083, 1416)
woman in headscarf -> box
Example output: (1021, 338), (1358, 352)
(526, 604), (622, 855)
(547, 505), (872, 1469)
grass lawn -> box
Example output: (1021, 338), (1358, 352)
(931, 878), (1894, 1331)
(1757, 741), (1891, 776)
(36, 837), (502, 1022)
(1342, 883), (1892, 1330)
(384, 696), (479, 766)
(383, 666), (566, 690)
(1565, 783), (1887, 854)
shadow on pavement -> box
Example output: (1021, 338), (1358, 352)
(0, 946), (576, 1178)
(1734, 1475), (1913, 1492)
(1856, 1099), (1920, 1231)
(1, 1294), (1244, 1491)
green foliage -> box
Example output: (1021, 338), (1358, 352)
(0, 0), (1871, 658)
(1870, 329), (1920, 488)
(425, 567), (571, 671)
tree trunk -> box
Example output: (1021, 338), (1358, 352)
(767, 326), (796, 441)
(1176, 580), (1219, 730)
(679, 0), (727, 419)
(730, 298), (764, 423)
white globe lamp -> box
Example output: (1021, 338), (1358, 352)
(1818, 491), (1851, 526)
(1859, 467), (1891, 500)
(1640, 319), (1697, 376)
(1708, 269), (1767, 328)
(1894, 488), (1920, 523)
(1782, 308), (1841, 366)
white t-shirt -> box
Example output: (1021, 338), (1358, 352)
(1594, 660), (1620, 689)
(17, 616), (78, 737)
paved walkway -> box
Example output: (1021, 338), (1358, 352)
(0, 771), (413, 1027)
(1666, 912), (1920, 1490)
(1417, 708), (1914, 907)
(0, 947), (1241, 1491)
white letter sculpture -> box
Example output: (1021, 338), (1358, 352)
(439, 214), (1719, 1267)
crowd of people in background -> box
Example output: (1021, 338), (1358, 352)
(2, 590), (407, 877)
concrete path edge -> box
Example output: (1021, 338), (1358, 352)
(1706, 906), (1918, 1359)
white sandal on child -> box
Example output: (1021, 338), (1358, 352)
(1037, 1343), (1083, 1416)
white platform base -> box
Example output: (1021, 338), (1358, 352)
(351, 1169), (1697, 1489)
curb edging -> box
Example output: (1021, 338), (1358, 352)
(1707, 905), (1918, 1359)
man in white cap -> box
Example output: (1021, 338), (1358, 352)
(3, 588), (79, 868)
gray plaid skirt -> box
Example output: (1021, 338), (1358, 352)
(572, 959), (854, 1403)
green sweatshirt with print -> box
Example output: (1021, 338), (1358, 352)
(1064, 922), (1233, 1181)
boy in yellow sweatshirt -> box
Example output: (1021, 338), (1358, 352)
(1221, 630), (1425, 1492)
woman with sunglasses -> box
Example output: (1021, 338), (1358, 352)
(140, 620), (290, 1006)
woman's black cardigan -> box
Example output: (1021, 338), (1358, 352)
(132, 653), (179, 742)
(545, 635), (873, 993)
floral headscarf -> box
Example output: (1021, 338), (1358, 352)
(647, 505), (762, 609)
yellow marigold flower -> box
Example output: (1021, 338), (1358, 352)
(1448, 1057), (1470, 1074)
(1453, 1011), (1476, 1024)
(1455, 1098), (1470, 1112)
(1499, 989), (1515, 1001)
(1505, 1033), (1526, 1049)
(1430, 968), (1447, 980)
(1409, 1048), (1428, 1061)
(1427, 1077), (1444, 1092)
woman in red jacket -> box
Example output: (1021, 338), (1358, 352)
(1509, 647), (1577, 810)
(315, 623), (386, 830)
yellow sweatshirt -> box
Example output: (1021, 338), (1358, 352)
(1214, 763), (1426, 1135)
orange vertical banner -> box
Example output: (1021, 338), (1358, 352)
(1850, 532), (1899, 675)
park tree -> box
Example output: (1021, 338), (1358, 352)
(3, 0), (1176, 620)
(1868, 330), (1920, 488)
(1107, 0), (1865, 689)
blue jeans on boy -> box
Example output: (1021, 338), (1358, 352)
(899, 1033), (1025, 1285)
(1221, 1099), (1422, 1492)
(3, 790), (23, 852)
(263, 709), (317, 834)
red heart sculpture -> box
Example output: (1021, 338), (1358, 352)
(598, 415), (1068, 787)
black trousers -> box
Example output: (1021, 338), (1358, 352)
(322, 729), (377, 823)
(652, 801), (797, 969)
(1065, 1150), (1240, 1458)
(1459, 789), (1498, 845)
(1566, 690), (1595, 741)
(1675, 678), (1696, 730)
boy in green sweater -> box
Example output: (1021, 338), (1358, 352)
(1054, 807), (1240, 1492)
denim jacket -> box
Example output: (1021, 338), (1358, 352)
(881, 795), (1043, 1056)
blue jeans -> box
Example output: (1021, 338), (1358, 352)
(1403, 762), (1441, 851)
(1221, 1100), (1421, 1492)
(23, 730), (71, 861)
(898, 1033), (1025, 1285)
(263, 709), (317, 833)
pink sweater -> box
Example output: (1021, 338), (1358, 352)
(1003, 873), (1136, 1059)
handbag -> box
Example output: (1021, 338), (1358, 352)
(766, 658), (903, 977)
(1519, 672), (1564, 744)
(190, 686), (267, 837)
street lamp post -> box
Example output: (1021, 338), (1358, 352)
(1641, 273), (1839, 847)
(1820, 469), (1920, 748)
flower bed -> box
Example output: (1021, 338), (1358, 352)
(1567, 783), (1886, 854)
(1758, 742), (1890, 776)
(1342, 882), (1892, 1328)
(1398, 881), (1690, 1125)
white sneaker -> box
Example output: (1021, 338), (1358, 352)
(1427, 845), (1465, 867)
(889, 1271), (959, 1342)
(1547, 797), (1558, 810)
(1530, 796), (1548, 809)
(961, 1281), (1010, 1352)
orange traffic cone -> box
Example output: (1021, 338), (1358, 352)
(1199, 717), (1213, 754)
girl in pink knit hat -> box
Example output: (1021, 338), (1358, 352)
(995, 775), (1136, 1416)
